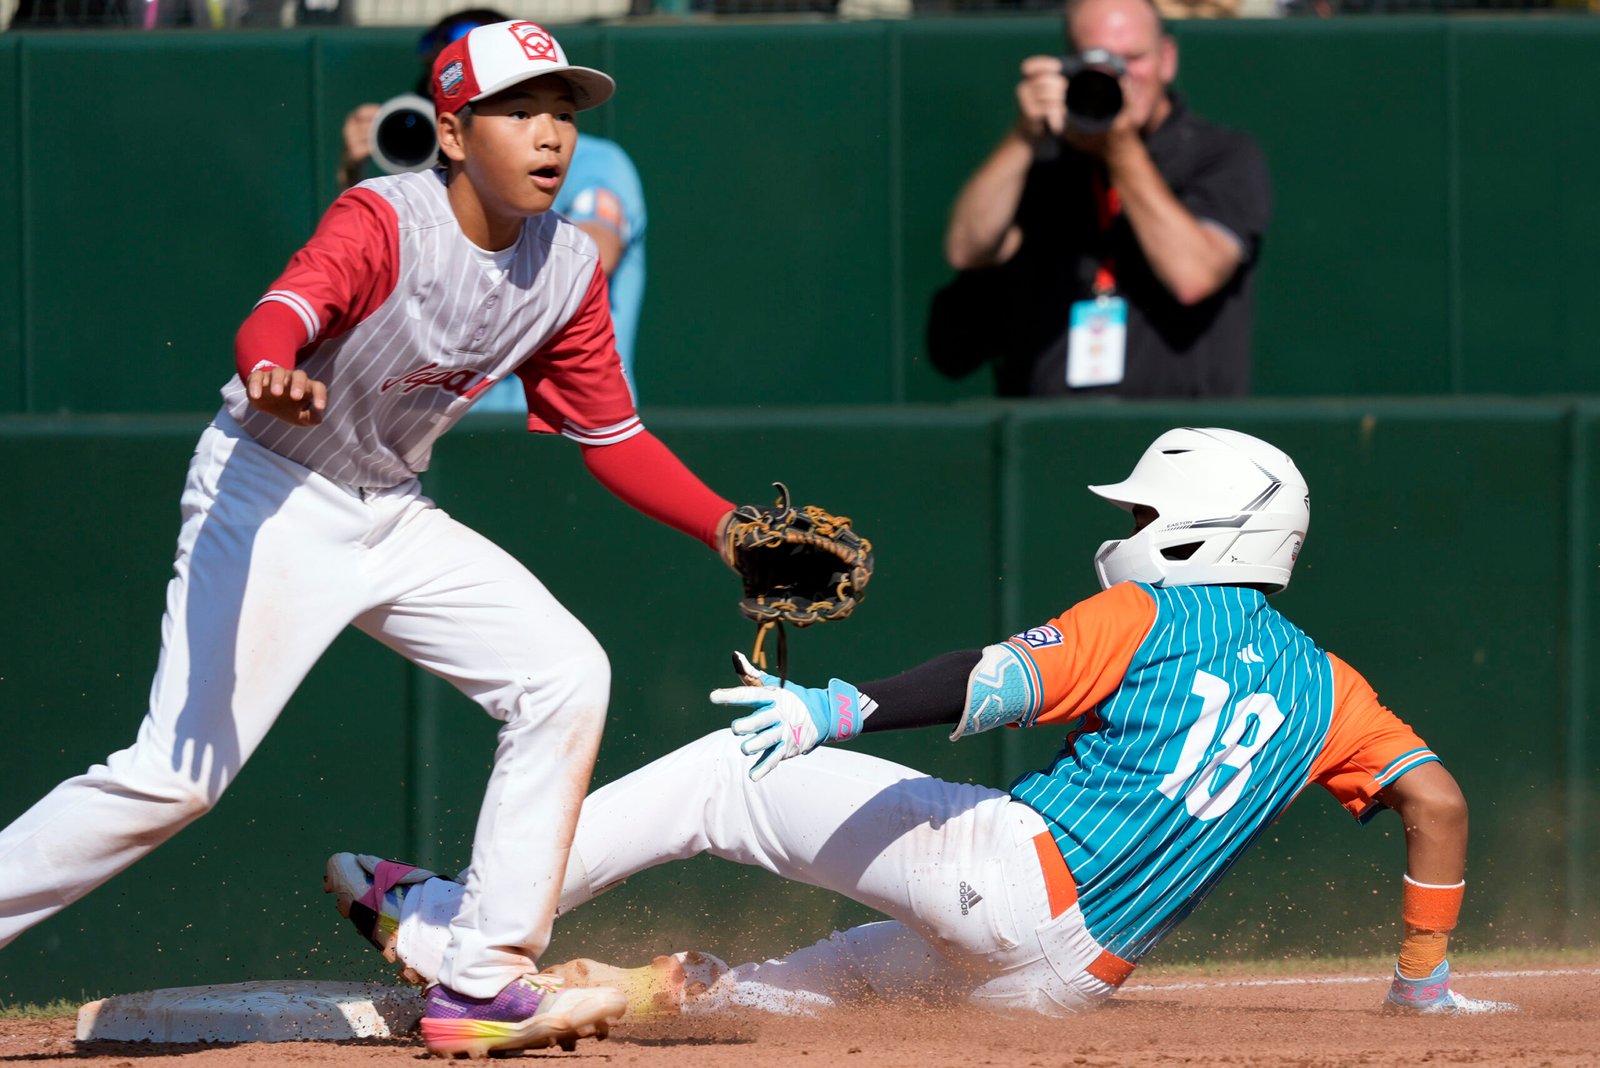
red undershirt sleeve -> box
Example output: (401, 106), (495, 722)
(581, 430), (733, 549)
(234, 300), (309, 380)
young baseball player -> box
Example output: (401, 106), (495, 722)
(0, 20), (749, 1058)
(329, 428), (1513, 1019)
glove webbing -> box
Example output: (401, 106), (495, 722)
(750, 620), (789, 684)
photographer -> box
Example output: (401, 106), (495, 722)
(932, 0), (1271, 398)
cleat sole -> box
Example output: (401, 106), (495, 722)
(420, 990), (624, 1058)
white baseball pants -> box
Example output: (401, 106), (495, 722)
(398, 730), (1125, 1015)
(0, 412), (606, 998)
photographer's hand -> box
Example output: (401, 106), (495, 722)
(1013, 55), (1067, 143)
(337, 103), (379, 191)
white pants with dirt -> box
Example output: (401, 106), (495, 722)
(397, 731), (1128, 1016)
(0, 412), (606, 999)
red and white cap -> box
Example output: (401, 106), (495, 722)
(431, 20), (615, 115)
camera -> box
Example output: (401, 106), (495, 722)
(370, 93), (438, 174)
(1059, 49), (1127, 136)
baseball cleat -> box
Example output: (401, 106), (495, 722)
(323, 852), (440, 985)
(419, 974), (627, 1059)
(1382, 961), (1517, 1015)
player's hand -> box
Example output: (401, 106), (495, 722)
(1014, 55), (1067, 143)
(712, 655), (866, 782)
(246, 365), (328, 427)
(713, 686), (828, 782)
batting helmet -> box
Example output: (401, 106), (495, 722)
(1089, 427), (1310, 594)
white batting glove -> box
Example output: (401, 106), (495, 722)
(711, 655), (868, 782)
(712, 687), (824, 782)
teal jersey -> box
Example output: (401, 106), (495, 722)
(1009, 583), (1339, 961)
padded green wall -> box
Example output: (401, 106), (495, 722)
(1, 401), (1594, 1003)
(1, 37), (22, 412)
(4, 19), (1600, 414)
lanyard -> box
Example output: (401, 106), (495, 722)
(1091, 170), (1121, 296)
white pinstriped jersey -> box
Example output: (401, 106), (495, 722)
(1002, 582), (1439, 962)
(221, 170), (640, 489)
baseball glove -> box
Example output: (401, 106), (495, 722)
(723, 483), (874, 672)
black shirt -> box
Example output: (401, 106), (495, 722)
(928, 96), (1272, 398)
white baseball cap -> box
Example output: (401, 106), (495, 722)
(430, 20), (615, 115)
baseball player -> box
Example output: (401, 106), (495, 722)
(329, 428), (1513, 1019)
(0, 20), (753, 1058)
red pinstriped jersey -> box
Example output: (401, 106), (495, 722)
(220, 170), (639, 489)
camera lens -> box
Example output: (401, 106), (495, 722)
(1066, 68), (1123, 128)
(376, 109), (436, 169)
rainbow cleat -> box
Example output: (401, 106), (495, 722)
(420, 974), (627, 1058)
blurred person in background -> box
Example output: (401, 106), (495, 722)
(929, 0), (1270, 399)
(7, 0), (252, 27)
(338, 8), (647, 404)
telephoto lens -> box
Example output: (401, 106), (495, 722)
(371, 93), (439, 174)
(1060, 49), (1127, 136)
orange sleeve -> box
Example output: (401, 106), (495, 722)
(1012, 582), (1158, 728)
(1309, 653), (1440, 822)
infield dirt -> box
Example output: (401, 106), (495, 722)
(2, 960), (1595, 1067)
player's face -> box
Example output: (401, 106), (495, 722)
(449, 75), (578, 228)
(1068, 0), (1177, 132)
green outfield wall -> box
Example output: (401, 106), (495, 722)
(2, 17), (1599, 415)
(0, 399), (1594, 1004)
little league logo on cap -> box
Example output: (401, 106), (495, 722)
(432, 20), (616, 115)
(512, 23), (558, 63)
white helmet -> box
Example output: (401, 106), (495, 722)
(1089, 427), (1309, 593)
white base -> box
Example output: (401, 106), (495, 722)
(76, 980), (425, 1043)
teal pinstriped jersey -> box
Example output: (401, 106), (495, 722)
(1008, 584), (1337, 962)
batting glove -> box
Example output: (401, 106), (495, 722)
(1383, 961), (1517, 1015)
(711, 655), (867, 782)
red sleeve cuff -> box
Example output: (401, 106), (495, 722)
(234, 300), (306, 381)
